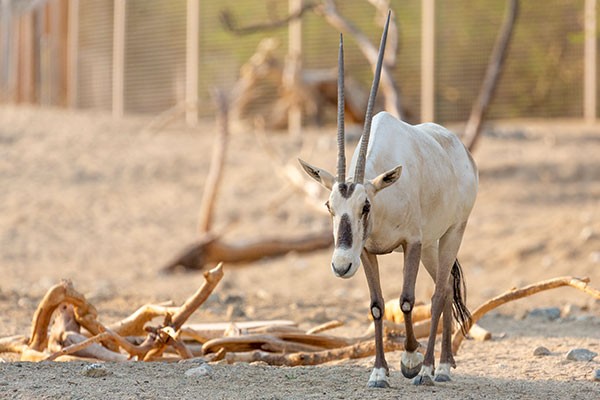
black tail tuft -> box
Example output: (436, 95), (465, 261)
(451, 259), (472, 336)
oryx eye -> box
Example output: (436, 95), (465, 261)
(362, 201), (371, 215)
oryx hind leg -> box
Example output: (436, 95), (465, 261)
(414, 223), (467, 386)
(360, 250), (390, 388)
(421, 244), (456, 382)
(399, 242), (423, 379)
(434, 294), (455, 382)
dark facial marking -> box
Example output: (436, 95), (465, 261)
(338, 183), (356, 199)
(336, 213), (353, 249)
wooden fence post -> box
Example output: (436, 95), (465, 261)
(112, 0), (125, 118)
(67, 0), (79, 108)
(186, 0), (199, 127)
(584, 0), (597, 123)
(421, 0), (435, 122)
(288, 0), (303, 137)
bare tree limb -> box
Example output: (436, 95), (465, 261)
(0, 335), (28, 354)
(463, 0), (519, 152)
(223, 335), (404, 366)
(28, 280), (103, 351)
(220, 2), (318, 35)
(220, 0), (403, 120)
(452, 276), (600, 353)
(198, 90), (229, 234)
(45, 331), (125, 362)
(318, 0), (402, 119)
(161, 231), (333, 273)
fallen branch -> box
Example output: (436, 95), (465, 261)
(0, 335), (28, 354)
(28, 280), (103, 352)
(306, 320), (344, 335)
(45, 331), (121, 362)
(108, 304), (179, 337)
(143, 263), (225, 360)
(223, 335), (404, 366)
(161, 231), (333, 272)
(452, 276), (600, 353)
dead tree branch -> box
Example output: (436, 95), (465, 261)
(198, 90), (229, 234)
(161, 231), (333, 273)
(463, 0), (519, 152)
(452, 276), (600, 353)
(161, 88), (333, 274)
(223, 334), (404, 366)
(221, 0), (403, 120)
(220, 2), (318, 35)
(318, 0), (402, 118)
(2, 274), (600, 366)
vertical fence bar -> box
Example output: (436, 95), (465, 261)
(18, 12), (35, 103)
(421, 0), (435, 122)
(288, 0), (303, 137)
(584, 0), (597, 123)
(0, 0), (12, 101)
(112, 0), (125, 118)
(67, 0), (79, 108)
(186, 0), (199, 126)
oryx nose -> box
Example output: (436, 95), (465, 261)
(332, 262), (352, 277)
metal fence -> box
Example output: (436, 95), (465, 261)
(0, 0), (597, 125)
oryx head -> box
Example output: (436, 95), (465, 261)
(299, 11), (401, 279)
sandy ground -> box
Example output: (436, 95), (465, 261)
(0, 106), (599, 399)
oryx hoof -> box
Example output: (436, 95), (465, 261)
(367, 367), (390, 389)
(400, 351), (423, 379)
(413, 374), (435, 386)
(412, 365), (435, 386)
(367, 379), (390, 388)
(434, 363), (452, 382)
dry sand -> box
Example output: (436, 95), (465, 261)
(0, 106), (599, 399)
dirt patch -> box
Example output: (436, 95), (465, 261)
(0, 107), (599, 398)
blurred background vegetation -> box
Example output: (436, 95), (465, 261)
(0, 0), (594, 124)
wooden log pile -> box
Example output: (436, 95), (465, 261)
(1, 267), (599, 366)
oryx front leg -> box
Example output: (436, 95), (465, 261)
(361, 250), (389, 388)
(399, 242), (424, 380)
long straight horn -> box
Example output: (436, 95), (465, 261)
(336, 33), (346, 183)
(354, 10), (391, 183)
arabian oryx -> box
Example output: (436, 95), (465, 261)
(299, 11), (478, 388)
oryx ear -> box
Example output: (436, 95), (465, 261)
(370, 165), (402, 194)
(298, 158), (335, 191)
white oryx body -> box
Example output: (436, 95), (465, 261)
(299, 12), (479, 389)
(350, 112), (477, 257)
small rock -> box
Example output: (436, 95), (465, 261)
(561, 304), (581, 318)
(82, 363), (111, 378)
(594, 369), (600, 382)
(528, 307), (561, 321)
(533, 346), (551, 356)
(566, 348), (598, 362)
(185, 364), (213, 377)
(223, 294), (245, 305)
